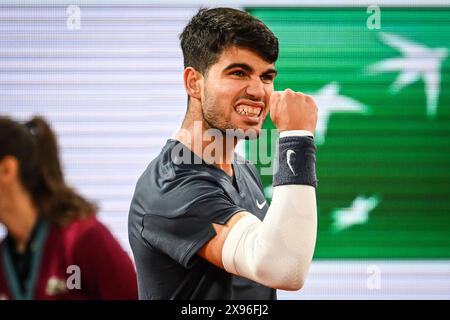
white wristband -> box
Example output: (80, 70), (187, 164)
(279, 130), (314, 138)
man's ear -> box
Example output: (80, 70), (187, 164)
(183, 67), (203, 100)
(0, 156), (19, 185)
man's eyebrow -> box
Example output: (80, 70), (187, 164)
(223, 63), (253, 73)
(223, 63), (278, 76)
(262, 68), (278, 77)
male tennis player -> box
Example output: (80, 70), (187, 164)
(129, 7), (318, 299)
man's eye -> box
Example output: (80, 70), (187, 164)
(232, 71), (245, 77)
(261, 75), (274, 82)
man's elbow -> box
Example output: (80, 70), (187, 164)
(275, 269), (307, 291)
(253, 262), (309, 291)
(278, 277), (306, 291)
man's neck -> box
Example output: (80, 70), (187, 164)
(175, 119), (237, 177)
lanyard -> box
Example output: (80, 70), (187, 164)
(1, 220), (49, 300)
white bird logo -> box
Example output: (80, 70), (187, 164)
(367, 32), (448, 118)
(331, 195), (380, 233)
(309, 82), (370, 145)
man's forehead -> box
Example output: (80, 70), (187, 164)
(215, 46), (275, 70)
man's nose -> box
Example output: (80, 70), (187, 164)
(245, 78), (266, 101)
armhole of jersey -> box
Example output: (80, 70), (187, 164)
(181, 208), (244, 268)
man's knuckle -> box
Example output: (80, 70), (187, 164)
(285, 88), (295, 95)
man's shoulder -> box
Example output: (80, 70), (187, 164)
(137, 139), (220, 187)
(131, 140), (224, 217)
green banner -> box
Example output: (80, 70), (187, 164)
(248, 8), (450, 258)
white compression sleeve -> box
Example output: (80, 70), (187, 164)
(221, 132), (317, 290)
(221, 185), (317, 290)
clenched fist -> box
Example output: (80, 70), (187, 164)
(269, 89), (318, 134)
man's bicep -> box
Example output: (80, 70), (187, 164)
(197, 210), (250, 270)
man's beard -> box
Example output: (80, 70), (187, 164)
(201, 92), (234, 134)
(201, 90), (260, 140)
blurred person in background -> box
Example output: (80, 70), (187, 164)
(0, 116), (138, 300)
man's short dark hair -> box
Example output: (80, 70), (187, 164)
(180, 7), (279, 75)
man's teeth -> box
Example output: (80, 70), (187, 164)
(235, 105), (261, 117)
